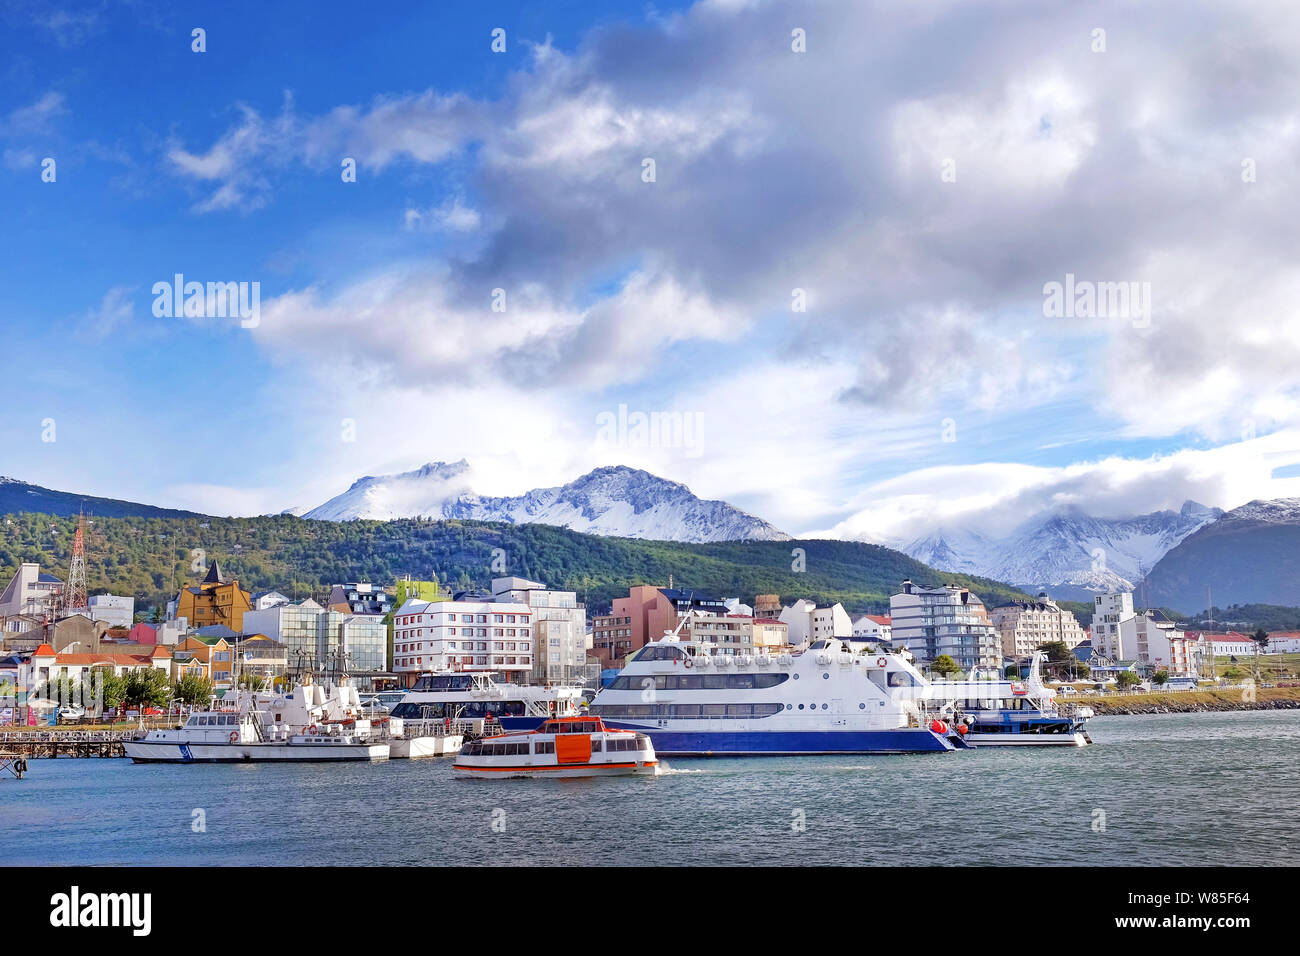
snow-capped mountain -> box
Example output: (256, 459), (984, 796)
(304, 461), (790, 543)
(902, 501), (1222, 598)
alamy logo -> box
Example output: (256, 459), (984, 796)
(152, 273), (261, 327)
(1042, 273), (1151, 328)
(49, 886), (151, 936)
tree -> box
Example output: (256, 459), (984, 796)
(1004, 664), (1020, 679)
(97, 670), (126, 711)
(931, 654), (962, 678)
(122, 668), (171, 708)
(1252, 628), (1270, 651)
(173, 673), (214, 707)
(1038, 641), (1088, 679)
(1116, 671), (1142, 690)
(1152, 670), (1169, 686)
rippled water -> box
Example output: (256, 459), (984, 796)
(3, 711), (1297, 866)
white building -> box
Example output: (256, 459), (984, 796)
(889, 580), (1001, 672)
(0, 563), (64, 618)
(491, 577), (589, 683)
(251, 589), (291, 611)
(1091, 592), (1196, 677)
(723, 597), (754, 617)
(779, 600), (852, 647)
(851, 614), (892, 643)
(990, 594), (1086, 658)
(393, 596), (533, 683)
(67, 594), (134, 628)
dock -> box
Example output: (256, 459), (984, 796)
(1, 751), (30, 778)
(0, 730), (134, 759)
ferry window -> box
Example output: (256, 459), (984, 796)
(637, 738), (651, 751)
(590, 738), (602, 752)
(672, 704), (701, 717)
(754, 704), (782, 717)
(535, 741), (555, 754)
(798, 704), (804, 710)
(702, 704), (726, 716)
(888, 672), (916, 687)
(726, 704), (752, 716)
(702, 675), (727, 690)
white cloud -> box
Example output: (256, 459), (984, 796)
(815, 428), (1300, 545)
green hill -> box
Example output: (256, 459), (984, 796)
(0, 511), (1034, 615)
(0, 477), (205, 520)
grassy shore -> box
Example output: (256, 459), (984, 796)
(1086, 686), (1300, 715)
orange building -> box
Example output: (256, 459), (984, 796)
(174, 561), (252, 633)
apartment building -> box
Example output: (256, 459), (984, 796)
(889, 580), (1001, 671)
(392, 596), (533, 685)
(1091, 592), (1197, 677)
(851, 614), (892, 643)
(0, 563), (64, 618)
(492, 576), (589, 682)
(779, 599), (853, 646)
(243, 598), (387, 676)
(592, 586), (726, 665)
(990, 594), (1087, 658)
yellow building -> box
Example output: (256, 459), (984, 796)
(175, 561), (252, 632)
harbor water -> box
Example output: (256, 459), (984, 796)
(4, 711), (1297, 866)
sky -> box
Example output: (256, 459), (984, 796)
(3, 0), (1300, 546)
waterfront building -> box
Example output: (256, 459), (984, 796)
(723, 597), (754, 616)
(684, 611), (754, 654)
(2, 613), (42, 636)
(175, 635), (236, 690)
(126, 622), (157, 644)
(851, 613), (892, 643)
(990, 594), (1087, 658)
(779, 600), (852, 647)
(0, 563), (64, 618)
(392, 595), (533, 684)
(326, 582), (394, 616)
(243, 598), (387, 677)
(1262, 631), (1300, 653)
(592, 585), (726, 665)
(172, 561), (253, 632)
(1092, 593), (1197, 676)
(889, 580), (1001, 672)
(752, 618), (789, 652)
(28, 641), (172, 696)
(491, 577), (590, 683)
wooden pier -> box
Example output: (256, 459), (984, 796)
(1, 751), (30, 778)
(0, 730), (134, 759)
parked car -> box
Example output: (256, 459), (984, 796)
(1058, 685), (1078, 695)
(57, 705), (86, 724)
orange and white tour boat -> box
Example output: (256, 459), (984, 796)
(453, 716), (660, 778)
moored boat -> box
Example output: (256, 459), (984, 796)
(453, 716), (659, 777)
(124, 678), (390, 763)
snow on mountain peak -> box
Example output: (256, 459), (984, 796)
(304, 461), (789, 543)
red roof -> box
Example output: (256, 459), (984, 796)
(33, 643), (56, 656)
(863, 614), (892, 626)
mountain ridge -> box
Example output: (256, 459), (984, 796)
(305, 461), (790, 543)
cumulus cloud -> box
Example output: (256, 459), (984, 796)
(155, 0), (1300, 527)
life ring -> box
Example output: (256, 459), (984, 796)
(228, 731), (239, 743)
(876, 657), (888, 667)
(683, 658), (693, 669)
(306, 725), (318, 734)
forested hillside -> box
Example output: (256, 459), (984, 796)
(0, 512), (1034, 616)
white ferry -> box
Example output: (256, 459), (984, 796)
(388, 672), (584, 731)
(453, 716), (659, 778)
(124, 679), (389, 763)
(914, 652), (1094, 747)
(589, 636), (966, 755)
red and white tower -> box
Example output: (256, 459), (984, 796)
(65, 510), (89, 614)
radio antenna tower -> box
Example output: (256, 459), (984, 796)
(65, 509), (89, 613)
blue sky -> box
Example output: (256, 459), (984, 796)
(3, 0), (1300, 542)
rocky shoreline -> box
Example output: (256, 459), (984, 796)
(1086, 689), (1300, 716)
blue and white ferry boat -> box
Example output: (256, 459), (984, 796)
(589, 635), (967, 755)
(913, 652), (1094, 747)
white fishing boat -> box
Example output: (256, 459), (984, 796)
(124, 678), (389, 763)
(453, 716), (659, 778)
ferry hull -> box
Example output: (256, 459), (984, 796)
(453, 761), (660, 778)
(389, 735), (463, 758)
(604, 726), (959, 755)
(964, 731), (1090, 748)
(123, 740), (389, 763)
